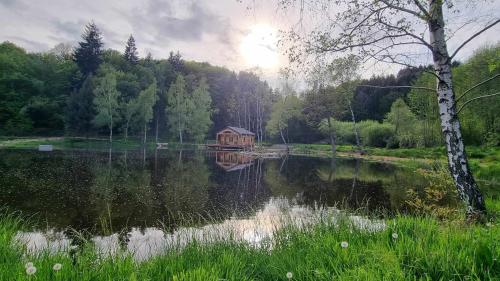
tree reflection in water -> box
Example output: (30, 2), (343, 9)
(0, 148), (435, 255)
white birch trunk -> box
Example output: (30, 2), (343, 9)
(428, 0), (485, 215)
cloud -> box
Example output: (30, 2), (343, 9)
(5, 36), (50, 51)
(0, 0), (16, 7)
(131, 0), (232, 43)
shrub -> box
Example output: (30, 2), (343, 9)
(358, 121), (394, 147)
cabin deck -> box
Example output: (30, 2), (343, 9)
(206, 144), (253, 151)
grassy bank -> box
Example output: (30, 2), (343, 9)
(0, 137), (202, 151)
(1, 203), (499, 281)
(290, 144), (500, 183)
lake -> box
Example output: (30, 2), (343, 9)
(0, 148), (427, 259)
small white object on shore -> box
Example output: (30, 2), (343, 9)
(38, 144), (53, 151)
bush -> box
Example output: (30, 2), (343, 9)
(358, 120), (394, 147)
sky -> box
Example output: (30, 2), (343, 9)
(0, 0), (499, 88)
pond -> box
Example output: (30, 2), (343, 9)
(0, 148), (427, 259)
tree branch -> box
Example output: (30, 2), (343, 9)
(450, 19), (500, 60)
(456, 73), (500, 102)
(457, 92), (500, 114)
(378, 0), (424, 19)
(375, 15), (433, 50)
(412, 0), (431, 19)
(366, 51), (442, 81)
(357, 84), (435, 91)
(315, 34), (408, 53)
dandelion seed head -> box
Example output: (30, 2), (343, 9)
(25, 262), (33, 269)
(341, 241), (349, 248)
(286, 272), (293, 279)
(53, 263), (62, 271)
(392, 233), (399, 239)
(26, 266), (36, 275)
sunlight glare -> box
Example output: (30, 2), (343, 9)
(240, 24), (279, 69)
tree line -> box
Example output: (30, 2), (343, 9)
(1, 23), (497, 150)
(0, 22), (273, 143)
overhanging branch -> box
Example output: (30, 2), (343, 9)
(450, 19), (500, 60)
(357, 85), (435, 92)
(457, 92), (500, 114)
(456, 73), (500, 102)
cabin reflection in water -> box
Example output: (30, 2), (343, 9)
(215, 151), (254, 172)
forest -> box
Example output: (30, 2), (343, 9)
(1, 22), (498, 149)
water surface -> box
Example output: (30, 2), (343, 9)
(1, 148), (427, 258)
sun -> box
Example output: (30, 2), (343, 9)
(240, 24), (279, 69)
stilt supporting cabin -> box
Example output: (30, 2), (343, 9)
(207, 126), (255, 150)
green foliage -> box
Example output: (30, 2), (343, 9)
(385, 98), (422, 148)
(65, 75), (95, 136)
(408, 44), (500, 146)
(358, 120), (394, 147)
(166, 75), (191, 143)
(93, 67), (121, 139)
(0, 40), (271, 141)
(133, 80), (157, 142)
(186, 78), (213, 143)
(405, 164), (460, 219)
(266, 94), (303, 142)
(0, 42), (77, 135)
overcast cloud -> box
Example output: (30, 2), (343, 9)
(0, 0), (498, 87)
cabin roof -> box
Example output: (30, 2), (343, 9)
(220, 126), (255, 136)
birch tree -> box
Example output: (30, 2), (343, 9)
(186, 78), (213, 143)
(277, 0), (499, 216)
(93, 70), (120, 143)
(166, 75), (191, 144)
(135, 81), (157, 145)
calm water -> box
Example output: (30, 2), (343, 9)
(0, 148), (426, 259)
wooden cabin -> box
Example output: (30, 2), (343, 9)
(207, 126), (255, 150)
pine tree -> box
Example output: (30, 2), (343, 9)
(74, 21), (103, 76)
(124, 35), (139, 65)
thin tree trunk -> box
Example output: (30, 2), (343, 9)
(109, 118), (113, 143)
(143, 123), (147, 145)
(327, 117), (336, 155)
(348, 101), (362, 152)
(278, 123), (287, 146)
(124, 121), (129, 142)
(428, 1), (485, 216)
(178, 112), (183, 144)
(155, 116), (159, 144)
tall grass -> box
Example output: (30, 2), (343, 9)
(0, 205), (498, 281)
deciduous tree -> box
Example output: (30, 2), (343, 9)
(277, 0), (499, 216)
(93, 68), (120, 142)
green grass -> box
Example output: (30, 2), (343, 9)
(0, 137), (202, 151)
(1, 202), (499, 281)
